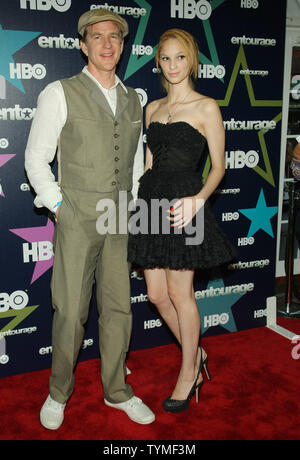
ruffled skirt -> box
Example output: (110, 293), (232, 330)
(127, 169), (236, 270)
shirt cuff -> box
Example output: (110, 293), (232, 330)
(33, 188), (63, 212)
(51, 201), (62, 214)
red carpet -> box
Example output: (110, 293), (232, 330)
(0, 320), (299, 441)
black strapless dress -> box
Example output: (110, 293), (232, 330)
(127, 121), (236, 270)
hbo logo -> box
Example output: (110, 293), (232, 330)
(20, 0), (72, 12)
(10, 63), (46, 80)
(0, 291), (29, 313)
(199, 64), (226, 79)
(132, 45), (153, 56)
(222, 212), (239, 222)
(238, 237), (255, 246)
(171, 0), (212, 20)
(240, 0), (259, 8)
(0, 138), (9, 149)
(144, 319), (162, 329)
(204, 313), (229, 329)
(226, 150), (259, 169)
(135, 88), (148, 108)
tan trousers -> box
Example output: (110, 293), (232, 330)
(49, 188), (134, 404)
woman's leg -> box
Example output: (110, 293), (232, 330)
(144, 268), (181, 344)
(165, 268), (201, 400)
(144, 267), (204, 400)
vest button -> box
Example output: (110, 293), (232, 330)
(112, 181), (116, 186)
(114, 121), (118, 126)
(114, 133), (119, 138)
(115, 157), (119, 161)
(115, 145), (119, 150)
(115, 169), (119, 174)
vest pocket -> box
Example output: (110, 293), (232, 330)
(61, 162), (96, 191)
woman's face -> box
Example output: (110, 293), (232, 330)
(159, 38), (191, 87)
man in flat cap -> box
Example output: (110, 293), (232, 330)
(25, 9), (155, 429)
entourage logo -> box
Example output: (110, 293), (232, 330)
(0, 326), (37, 338)
(229, 259), (270, 270)
(224, 119), (276, 131)
(195, 282), (254, 299)
(231, 35), (276, 46)
(240, 69), (268, 77)
(20, 183), (31, 192)
(215, 188), (240, 195)
(170, 0), (212, 20)
(38, 34), (80, 50)
(0, 105), (36, 121)
(39, 338), (93, 355)
(90, 3), (147, 18)
(131, 293), (148, 304)
(20, 0), (72, 12)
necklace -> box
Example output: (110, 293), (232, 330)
(167, 91), (191, 123)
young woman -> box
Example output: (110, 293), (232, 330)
(128, 29), (236, 413)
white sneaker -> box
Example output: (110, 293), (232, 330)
(40, 395), (66, 430)
(104, 396), (155, 425)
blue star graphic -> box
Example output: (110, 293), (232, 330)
(238, 189), (278, 238)
(196, 278), (243, 333)
(0, 24), (41, 93)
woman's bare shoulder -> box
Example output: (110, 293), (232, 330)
(194, 94), (219, 112)
(146, 97), (165, 113)
(146, 97), (166, 123)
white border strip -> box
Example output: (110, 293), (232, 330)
(266, 296), (298, 339)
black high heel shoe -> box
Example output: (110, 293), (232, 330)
(162, 350), (205, 413)
(201, 349), (211, 382)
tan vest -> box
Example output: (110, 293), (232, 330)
(58, 72), (142, 193)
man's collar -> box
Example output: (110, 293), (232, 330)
(82, 66), (128, 93)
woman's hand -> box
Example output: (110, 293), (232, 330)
(166, 195), (205, 228)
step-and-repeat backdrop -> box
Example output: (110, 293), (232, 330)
(0, 0), (286, 376)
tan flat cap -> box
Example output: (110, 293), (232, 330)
(78, 9), (129, 38)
